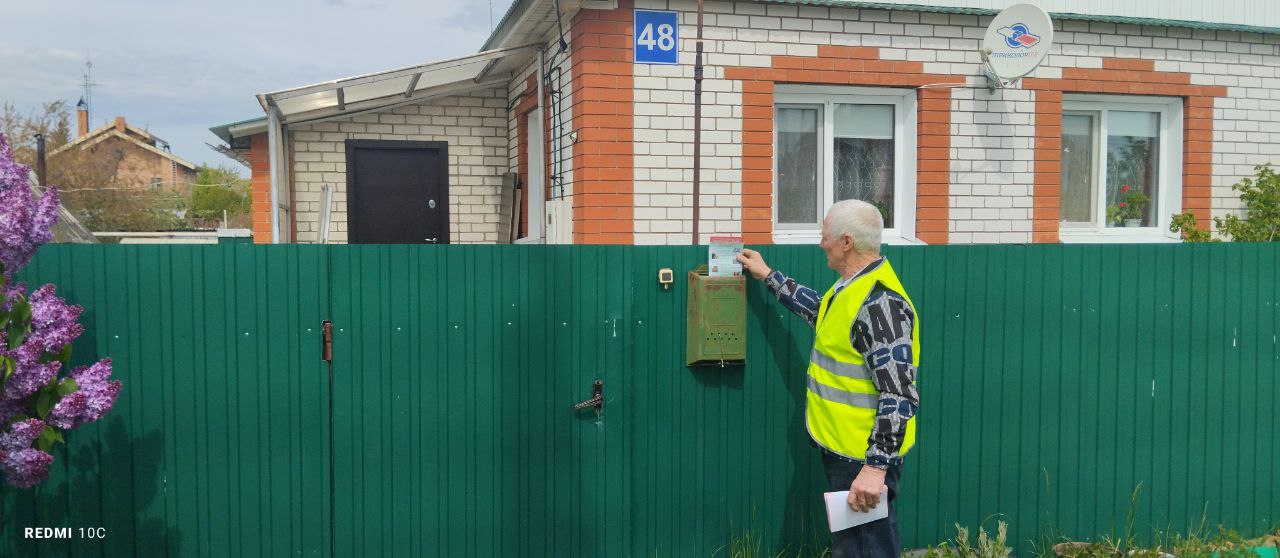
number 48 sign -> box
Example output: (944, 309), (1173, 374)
(634, 10), (679, 65)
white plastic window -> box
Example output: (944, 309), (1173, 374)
(773, 86), (918, 245)
(1060, 95), (1183, 243)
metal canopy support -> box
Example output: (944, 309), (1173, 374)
(266, 104), (283, 244)
(336, 87), (346, 111)
(404, 73), (421, 98)
(474, 59), (500, 83)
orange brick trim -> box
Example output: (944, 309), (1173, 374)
(917, 88), (952, 244)
(248, 132), (271, 244)
(569, 0), (634, 244)
(1032, 91), (1063, 243)
(1024, 58), (1229, 241)
(727, 46), (964, 244)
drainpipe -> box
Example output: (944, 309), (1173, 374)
(267, 104), (283, 244)
(691, 0), (705, 245)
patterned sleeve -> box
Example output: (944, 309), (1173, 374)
(763, 270), (822, 328)
(850, 286), (919, 468)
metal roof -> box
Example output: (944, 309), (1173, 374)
(482, 0), (1280, 42)
(759, 0), (1280, 35)
(256, 43), (541, 125)
(208, 116), (267, 143)
(481, 0), (583, 51)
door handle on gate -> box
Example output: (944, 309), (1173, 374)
(572, 380), (603, 415)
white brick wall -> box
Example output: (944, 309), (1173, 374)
(631, 0), (1280, 244)
(289, 88), (508, 244)
(946, 87), (1036, 244)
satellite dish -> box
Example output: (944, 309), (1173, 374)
(980, 3), (1054, 84)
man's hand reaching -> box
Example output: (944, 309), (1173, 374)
(736, 248), (771, 281)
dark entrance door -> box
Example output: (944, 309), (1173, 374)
(346, 140), (448, 244)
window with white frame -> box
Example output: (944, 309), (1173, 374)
(1060, 95), (1183, 241)
(773, 86), (916, 243)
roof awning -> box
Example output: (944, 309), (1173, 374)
(209, 116), (268, 144)
(257, 43), (539, 125)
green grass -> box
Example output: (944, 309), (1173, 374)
(714, 474), (1280, 557)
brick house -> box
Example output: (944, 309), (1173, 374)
(210, 0), (1280, 245)
(51, 104), (197, 191)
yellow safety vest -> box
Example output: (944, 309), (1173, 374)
(806, 259), (920, 461)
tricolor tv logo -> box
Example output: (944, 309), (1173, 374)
(997, 23), (1041, 48)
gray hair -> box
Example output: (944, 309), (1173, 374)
(825, 199), (883, 254)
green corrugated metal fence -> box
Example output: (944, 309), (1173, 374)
(2, 243), (1277, 556)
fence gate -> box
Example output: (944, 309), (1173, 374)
(326, 245), (630, 557)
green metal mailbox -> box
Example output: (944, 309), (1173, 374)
(686, 265), (747, 366)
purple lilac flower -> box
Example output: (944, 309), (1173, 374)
(2, 359), (57, 402)
(0, 134), (59, 278)
(0, 398), (24, 424)
(0, 135), (28, 191)
(24, 284), (84, 354)
(0, 419), (57, 488)
(1, 280), (24, 313)
(0, 447), (54, 488)
(47, 359), (120, 429)
(0, 418), (45, 450)
(46, 391), (87, 430)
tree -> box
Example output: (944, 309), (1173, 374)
(189, 165), (251, 228)
(0, 101), (71, 169)
(1170, 164), (1280, 242)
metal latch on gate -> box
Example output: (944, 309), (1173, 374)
(572, 380), (603, 417)
(321, 320), (334, 363)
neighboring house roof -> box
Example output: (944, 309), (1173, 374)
(49, 120), (197, 171)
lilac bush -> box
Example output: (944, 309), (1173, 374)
(0, 134), (121, 488)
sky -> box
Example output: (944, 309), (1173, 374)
(0, 0), (516, 176)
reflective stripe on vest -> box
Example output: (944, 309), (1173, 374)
(809, 347), (872, 381)
(806, 376), (878, 409)
(805, 258), (920, 461)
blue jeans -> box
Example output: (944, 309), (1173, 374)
(821, 451), (902, 558)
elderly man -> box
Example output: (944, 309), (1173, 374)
(736, 199), (920, 558)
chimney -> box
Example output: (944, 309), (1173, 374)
(76, 98), (88, 137)
(114, 116), (126, 134)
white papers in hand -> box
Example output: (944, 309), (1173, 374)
(823, 489), (889, 532)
